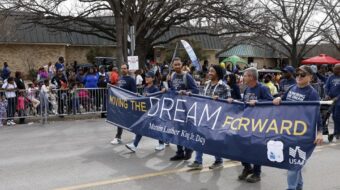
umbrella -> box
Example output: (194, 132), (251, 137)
(301, 54), (340, 65)
(220, 55), (248, 69)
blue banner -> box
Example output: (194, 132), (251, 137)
(107, 86), (320, 170)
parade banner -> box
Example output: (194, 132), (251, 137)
(107, 86), (320, 170)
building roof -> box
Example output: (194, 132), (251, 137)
(0, 13), (224, 50)
(303, 43), (340, 59)
(218, 44), (283, 58)
(154, 27), (224, 50)
(0, 13), (116, 46)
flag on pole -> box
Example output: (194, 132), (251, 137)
(180, 40), (201, 71)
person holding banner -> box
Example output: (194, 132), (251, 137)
(187, 64), (231, 170)
(273, 65), (323, 190)
(125, 71), (166, 152)
(168, 57), (199, 161)
(110, 64), (137, 145)
(228, 67), (273, 183)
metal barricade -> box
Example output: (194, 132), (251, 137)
(0, 87), (108, 126)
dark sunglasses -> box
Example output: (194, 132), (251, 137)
(296, 72), (307, 78)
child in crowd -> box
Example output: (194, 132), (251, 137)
(16, 91), (26, 124)
(0, 95), (8, 127)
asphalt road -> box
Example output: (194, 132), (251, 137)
(0, 119), (339, 190)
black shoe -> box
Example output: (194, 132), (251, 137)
(336, 134), (340, 140)
(328, 134), (334, 142)
(246, 174), (261, 183)
(183, 153), (192, 160)
(238, 168), (253, 180)
(170, 154), (185, 161)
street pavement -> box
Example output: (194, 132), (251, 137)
(0, 118), (339, 190)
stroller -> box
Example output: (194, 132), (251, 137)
(321, 98), (337, 142)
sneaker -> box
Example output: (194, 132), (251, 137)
(170, 154), (185, 161)
(155, 144), (165, 151)
(6, 121), (11, 126)
(209, 162), (223, 170)
(125, 143), (137, 152)
(110, 138), (122, 145)
(10, 120), (16, 125)
(187, 161), (203, 170)
(238, 168), (254, 180)
(246, 174), (261, 183)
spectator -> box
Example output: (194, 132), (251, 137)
(76, 68), (86, 84)
(98, 65), (109, 83)
(16, 91), (26, 124)
(15, 72), (25, 91)
(51, 69), (68, 115)
(110, 66), (119, 85)
(2, 62), (11, 81)
(37, 66), (49, 81)
(0, 95), (7, 127)
(48, 62), (56, 79)
(110, 63), (136, 145)
(135, 69), (143, 94)
(2, 77), (17, 126)
(84, 67), (99, 110)
(97, 75), (108, 118)
(228, 67), (273, 183)
(263, 74), (278, 96)
(55, 57), (65, 72)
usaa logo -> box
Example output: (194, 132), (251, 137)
(289, 146), (306, 166)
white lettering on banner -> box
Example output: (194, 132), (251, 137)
(160, 98), (174, 120)
(147, 97), (160, 116)
(174, 99), (187, 123)
(199, 104), (222, 130)
(186, 102), (197, 125)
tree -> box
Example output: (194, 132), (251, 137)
(216, 0), (338, 67)
(322, 0), (340, 52)
(1, 0), (250, 68)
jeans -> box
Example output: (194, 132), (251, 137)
(133, 134), (164, 147)
(194, 151), (222, 164)
(333, 98), (340, 134)
(115, 127), (123, 139)
(287, 169), (303, 190)
(242, 162), (261, 176)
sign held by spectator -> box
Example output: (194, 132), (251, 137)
(128, 56), (139, 70)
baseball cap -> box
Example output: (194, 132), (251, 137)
(282, 66), (295, 74)
(296, 65), (313, 75)
(145, 71), (155, 78)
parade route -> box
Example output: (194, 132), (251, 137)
(0, 119), (339, 190)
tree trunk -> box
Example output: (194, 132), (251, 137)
(135, 37), (152, 69)
(114, 13), (124, 69)
(290, 45), (299, 68)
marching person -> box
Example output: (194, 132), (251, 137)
(167, 57), (199, 161)
(324, 64), (340, 139)
(187, 64), (230, 170)
(125, 71), (165, 152)
(273, 65), (323, 190)
(110, 63), (137, 145)
(227, 67), (273, 183)
(279, 66), (296, 94)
